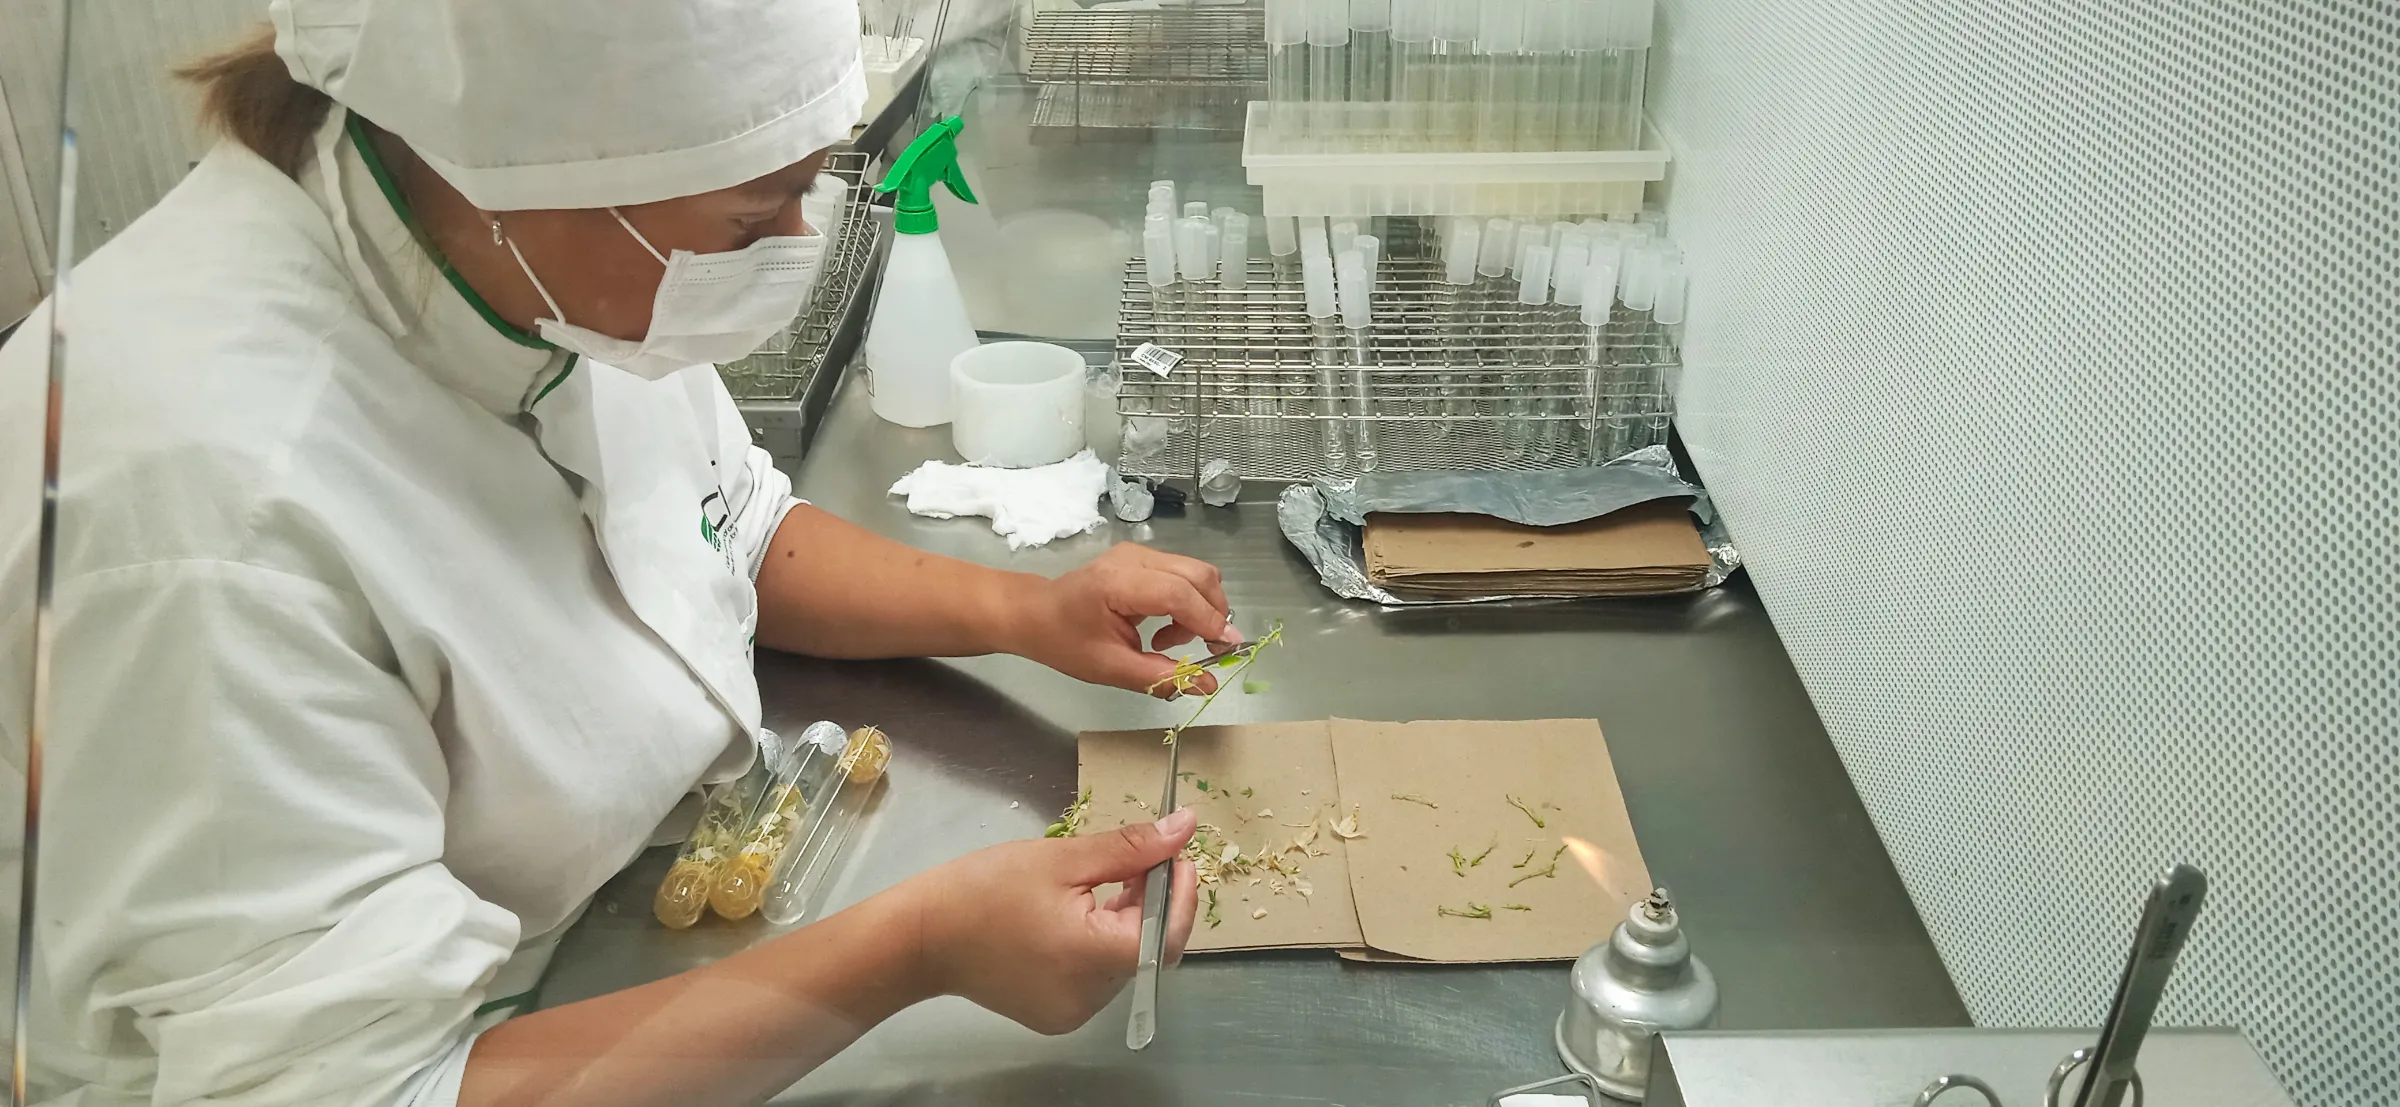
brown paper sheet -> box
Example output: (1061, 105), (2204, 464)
(1075, 718), (1649, 963)
(1362, 501), (1710, 597)
(1077, 722), (1364, 951)
(1327, 718), (1651, 962)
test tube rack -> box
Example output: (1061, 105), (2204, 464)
(1114, 226), (1678, 483)
(1023, 6), (1268, 137)
(720, 150), (884, 457)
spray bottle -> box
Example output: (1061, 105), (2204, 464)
(864, 115), (979, 428)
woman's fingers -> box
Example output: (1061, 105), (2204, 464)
(1126, 548), (1236, 636)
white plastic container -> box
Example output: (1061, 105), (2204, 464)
(866, 231), (979, 427)
(950, 342), (1087, 468)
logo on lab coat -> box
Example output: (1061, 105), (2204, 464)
(700, 490), (732, 553)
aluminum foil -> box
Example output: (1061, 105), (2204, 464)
(1276, 447), (1743, 605)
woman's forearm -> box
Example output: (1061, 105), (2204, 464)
(457, 886), (931, 1107)
(753, 503), (1035, 659)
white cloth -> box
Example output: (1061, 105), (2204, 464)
(0, 110), (799, 1105)
(269, 0), (868, 210)
(888, 451), (1109, 549)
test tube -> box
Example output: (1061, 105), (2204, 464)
(1391, 0), (1438, 143)
(1433, 0), (1480, 146)
(1267, 0), (1310, 136)
(1337, 249), (1379, 469)
(1151, 179), (1178, 213)
(1351, 0), (1395, 114)
(1302, 252), (1347, 467)
(1514, 242), (1557, 458)
(1356, 234), (1381, 299)
(1308, 0), (1352, 138)
(1176, 214), (1214, 365)
(1641, 250), (1683, 448)
(1579, 244), (1622, 456)
(1440, 218), (1481, 427)
(1578, 264), (1611, 460)
(1475, 0), (1526, 152)
(1562, 0), (1604, 149)
(1519, 0), (1569, 150)
(1331, 219), (1360, 255)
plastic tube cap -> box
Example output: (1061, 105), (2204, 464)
(1351, 0), (1394, 32)
(1310, 0), (1352, 45)
(1444, 222), (1482, 284)
(1478, 217), (1514, 276)
(1517, 243), (1554, 304)
(1184, 201), (1211, 219)
(1220, 211), (1251, 288)
(1580, 258), (1616, 324)
(1176, 217), (1212, 282)
(1652, 257), (1686, 324)
(1301, 219), (1332, 263)
(1392, 0), (1437, 41)
(1267, 0), (1310, 44)
(1554, 235), (1591, 306)
(1302, 253), (1338, 318)
(1267, 214), (1299, 257)
(1337, 254), (1371, 328)
(1144, 221), (1176, 289)
(1620, 240), (1658, 310)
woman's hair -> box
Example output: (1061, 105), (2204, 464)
(174, 25), (332, 178)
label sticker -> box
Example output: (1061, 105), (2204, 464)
(1131, 342), (1184, 378)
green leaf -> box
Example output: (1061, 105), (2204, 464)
(1242, 680), (1271, 694)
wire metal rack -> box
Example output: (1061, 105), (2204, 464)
(1032, 83), (1258, 136)
(718, 149), (880, 404)
(1023, 6), (1265, 135)
(1114, 245), (1677, 482)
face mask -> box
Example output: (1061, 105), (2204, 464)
(502, 176), (838, 380)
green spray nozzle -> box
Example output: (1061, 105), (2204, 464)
(874, 115), (976, 235)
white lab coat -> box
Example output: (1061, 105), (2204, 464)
(0, 109), (801, 1105)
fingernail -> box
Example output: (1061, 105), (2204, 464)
(1154, 808), (1197, 836)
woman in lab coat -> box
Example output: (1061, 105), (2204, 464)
(0, 3), (1212, 1104)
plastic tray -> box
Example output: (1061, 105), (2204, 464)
(1242, 102), (1669, 218)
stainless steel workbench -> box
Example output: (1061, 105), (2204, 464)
(537, 369), (1967, 1105)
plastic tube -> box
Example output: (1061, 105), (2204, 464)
(1268, 0), (1310, 136)
(1474, 0), (1525, 152)
(1579, 256), (1611, 460)
(1391, 0), (1438, 142)
(1176, 216), (1213, 282)
(1303, 252), (1347, 467)
(1619, 238), (1657, 310)
(1432, 0), (1480, 147)
(1519, 0), (1569, 150)
(1331, 219), (1360, 255)
(1356, 234), (1381, 298)
(1337, 250), (1378, 469)
(1309, 0), (1351, 137)
(1350, 0), (1394, 112)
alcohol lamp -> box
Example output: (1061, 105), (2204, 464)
(1555, 888), (1719, 1101)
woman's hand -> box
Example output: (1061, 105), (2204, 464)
(906, 809), (1200, 1034)
(1004, 544), (1240, 697)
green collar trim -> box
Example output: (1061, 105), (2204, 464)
(532, 355), (579, 407)
(344, 112), (553, 352)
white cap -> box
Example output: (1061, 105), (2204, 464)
(271, 0), (868, 211)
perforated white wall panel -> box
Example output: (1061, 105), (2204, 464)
(1645, 1), (2397, 1105)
